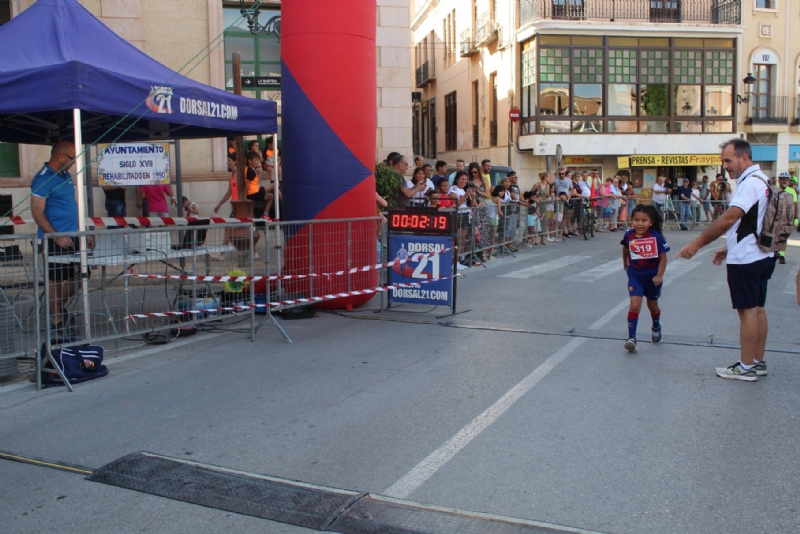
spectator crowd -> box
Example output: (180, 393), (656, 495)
(378, 152), (800, 270)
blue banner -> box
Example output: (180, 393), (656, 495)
(388, 234), (454, 307)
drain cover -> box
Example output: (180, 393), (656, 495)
(88, 452), (360, 530)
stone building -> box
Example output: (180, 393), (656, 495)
(410, 0), (800, 191)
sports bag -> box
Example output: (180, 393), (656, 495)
(744, 174), (795, 253)
(40, 344), (109, 387)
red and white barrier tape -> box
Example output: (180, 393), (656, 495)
(1, 216), (263, 227)
(124, 274), (462, 321)
(123, 247), (453, 283)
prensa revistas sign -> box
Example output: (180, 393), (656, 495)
(630, 154), (722, 167)
(97, 142), (171, 186)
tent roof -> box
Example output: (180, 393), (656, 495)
(0, 0), (277, 144)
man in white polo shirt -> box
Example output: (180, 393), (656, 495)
(675, 139), (775, 381)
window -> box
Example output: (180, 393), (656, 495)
(0, 143), (20, 177)
(608, 84), (636, 116)
(223, 7), (280, 91)
(473, 81), (480, 148)
(552, 0), (584, 20)
(490, 73), (498, 146)
(0, 0), (10, 26)
(523, 36), (735, 133)
(429, 98), (437, 157)
(756, 0), (774, 8)
(752, 64), (772, 120)
(412, 107), (420, 157)
(650, 1), (680, 22)
(445, 92), (457, 151)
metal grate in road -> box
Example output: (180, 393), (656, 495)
(88, 452), (361, 530)
(88, 451), (606, 534)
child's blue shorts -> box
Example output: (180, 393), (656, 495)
(627, 269), (661, 301)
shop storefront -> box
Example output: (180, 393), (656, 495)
(617, 153), (722, 199)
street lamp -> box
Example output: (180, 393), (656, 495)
(736, 72), (757, 104)
(238, 1), (281, 39)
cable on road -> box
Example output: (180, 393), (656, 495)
(0, 449), (94, 476)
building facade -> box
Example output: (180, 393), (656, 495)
(411, 0), (800, 192)
(0, 0), (413, 222)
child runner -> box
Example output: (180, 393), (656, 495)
(621, 204), (670, 352)
(488, 184), (505, 258)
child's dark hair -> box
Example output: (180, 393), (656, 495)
(491, 184), (506, 197)
(630, 204), (663, 234)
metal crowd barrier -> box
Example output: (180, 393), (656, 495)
(259, 216), (385, 314)
(0, 233), (41, 379)
(36, 223), (255, 390)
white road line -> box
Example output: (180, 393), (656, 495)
(563, 259), (621, 282)
(499, 255), (592, 279)
(588, 250), (710, 331)
(383, 337), (588, 499)
(784, 265), (799, 294)
(384, 250), (715, 499)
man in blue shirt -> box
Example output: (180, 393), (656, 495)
(676, 178), (693, 231)
(30, 141), (91, 335)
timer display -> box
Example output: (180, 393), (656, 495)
(387, 210), (453, 235)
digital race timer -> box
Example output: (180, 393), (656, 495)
(387, 209), (454, 235)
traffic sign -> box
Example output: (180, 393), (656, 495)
(241, 76), (281, 88)
(509, 106), (521, 122)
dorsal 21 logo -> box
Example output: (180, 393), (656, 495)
(147, 86), (173, 114)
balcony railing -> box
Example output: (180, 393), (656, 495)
(793, 97), (800, 126)
(415, 60), (436, 88)
(490, 121), (498, 146)
(473, 124), (479, 148)
(746, 95), (789, 125)
(460, 27), (478, 57)
(519, 0), (741, 26)
(475, 11), (498, 46)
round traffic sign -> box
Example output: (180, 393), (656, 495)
(509, 106), (521, 122)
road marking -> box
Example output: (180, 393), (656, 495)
(499, 255), (592, 279)
(563, 259), (620, 282)
(383, 337), (588, 499)
(588, 250), (710, 331)
(784, 265), (799, 294)
(387, 250), (715, 499)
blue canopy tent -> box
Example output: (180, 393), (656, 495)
(0, 0), (277, 144)
(0, 0), (278, 342)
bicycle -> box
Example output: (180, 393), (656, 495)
(577, 197), (597, 240)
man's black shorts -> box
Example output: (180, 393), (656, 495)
(727, 256), (776, 309)
(47, 239), (79, 282)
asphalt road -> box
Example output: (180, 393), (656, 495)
(2, 229), (799, 533)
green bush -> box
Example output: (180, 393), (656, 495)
(375, 162), (401, 210)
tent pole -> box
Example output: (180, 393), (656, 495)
(73, 108), (92, 340)
(85, 149), (95, 217)
(273, 133), (280, 221)
(175, 140), (183, 217)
